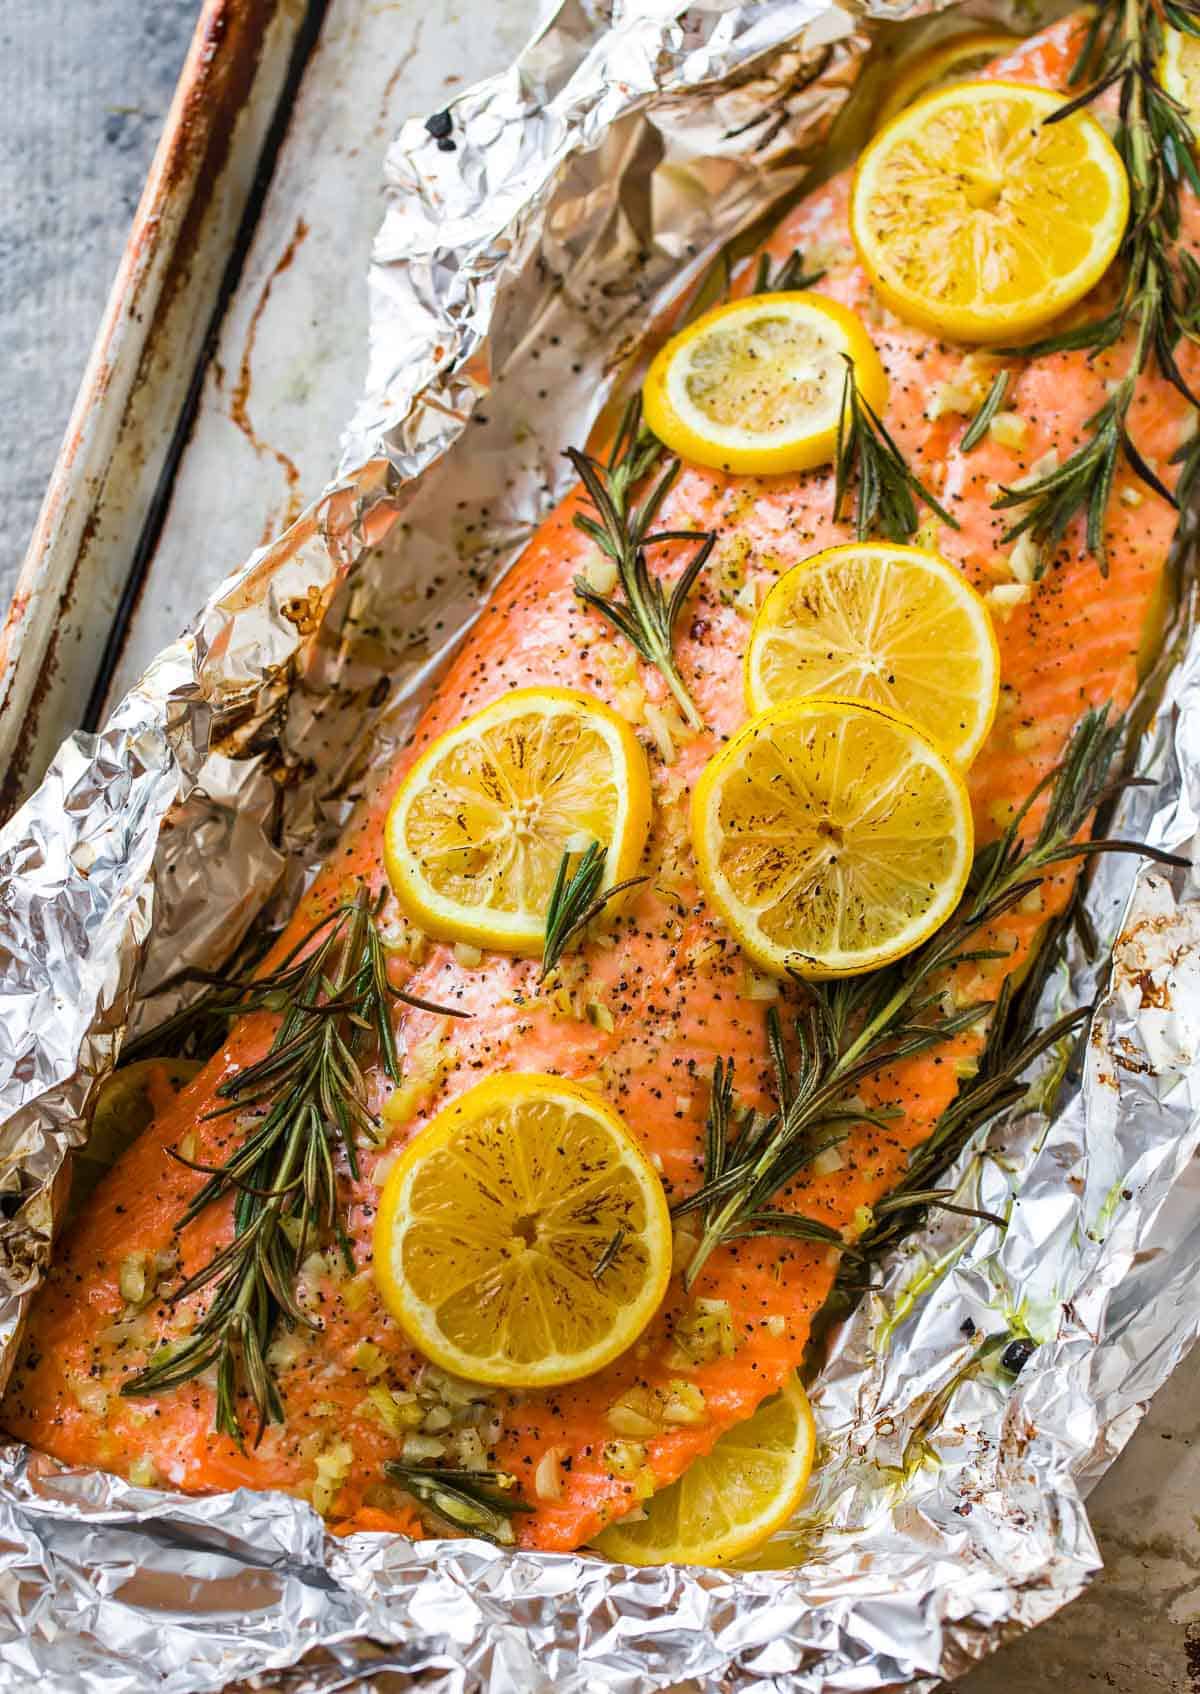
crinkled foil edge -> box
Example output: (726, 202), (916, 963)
(1, 2), (1198, 1691)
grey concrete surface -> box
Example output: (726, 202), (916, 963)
(0, 3), (1197, 1691)
(0, 0), (198, 609)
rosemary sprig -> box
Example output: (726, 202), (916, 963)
(591, 1225), (626, 1281)
(569, 397), (715, 729)
(122, 889), (462, 1443)
(679, 243), (825, 329)
(992, 387), (1175, 566)
(118, 934), (279, 1067)
(992, 0), (1200, 571)
(673, 707), (1186, 1288)
(383, 1462), (531, 1545)
(541, 842), (646, 978)
(960, 369), (1011, 453)
(834, 357), (959, 542)
(753, 247), (825, 294)
(853, 983), (1089, 1268)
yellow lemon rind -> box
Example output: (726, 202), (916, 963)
(373, 1072), (673, 1389)
(692, 695), (974, 981)
(851, 80), (1130, 344)
(383, 686), (652, 956)
(642, 291), (888, 477)
(743, 541), (1001, 769)
(593, 1375), (815, 1566)
(874, 28), (1018, 130)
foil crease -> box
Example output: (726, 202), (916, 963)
(0, 1), (1195, 1690)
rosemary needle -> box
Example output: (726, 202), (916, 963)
(834, 357), (959, 542)
(754, 247), (825, 294)
(383, 1462), (532, 1545)
(992, 0), (1200, 571)
(541, 842), (646, 978)
(960, 369), (1011, 453)
(569, 396), (714, 730)
(122, 888), (464, 1444)
(673, 707), (1187, 1287)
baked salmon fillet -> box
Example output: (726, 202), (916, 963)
(4, 14), (1197, 1553)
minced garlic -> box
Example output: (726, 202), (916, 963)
(987, 582), (1032, 620)
(360, 1386), (424, 1437)
(602, 1439), (648, 1478)
(1006, 533), (1039, 585)
(352, 1340), (390, 1380)
(608, 1379), (707, 1435)
(128, 1455), (158, 1489)
(381, 1034), (455, 1138)
(311, 1440), (354, 1517)
(582, 548), (619, 596)
(118, 1255), (148, 1307)
(811, 1143), (845, 1177)
(400, 1432), (447, 1463)
(671, 1222), (700, 1276)
(534, 1444), (568, 1501)
(987, 411), (1028, 451)
(668, 1297), (738, 1368)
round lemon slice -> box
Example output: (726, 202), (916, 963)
(1162, 27), (1200, 137)
(874, 29), (1017, 130)
(373, 1073), (672, 1387)
(641, 292), (888, 476)
(383, 687), (651, 955)
(692, 696), (973, 979)
(593, 1375), (815, 1566)
(851, 81), (1129, 343)
(744, 543), (1000, 768)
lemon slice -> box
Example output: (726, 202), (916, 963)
(374, 1073), (672, 1387)
(593, 1375), (815, 1566)
(1162, 27), (1200, 136)
(692, 696), (973, 979)
(852, 81), (1129, 343)
(383, 687), (651, 955)
(875, 29), (1017, 130)
(744, 543), (1000, 767)
(641, 292), (888, 476)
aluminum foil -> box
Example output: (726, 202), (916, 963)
(0, 0), (1194, 1689)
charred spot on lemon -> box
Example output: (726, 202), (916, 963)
(691, 697), (973, 979)
(1161, 27), (1200, 138)
(592, 1375), (814, 1566)
(745, 543), (1000, 768)
(874, 29), (1018, 130)
(852, 82), (1129, 343)
(373, 1074), (672, 1388)
(383, 687), (651, 955)
(641, 292), (888, 476)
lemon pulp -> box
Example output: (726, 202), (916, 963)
(642, 292), (887, 476)
(692, 696), (974, 979)
(373, 1073), (672, 1388)
(745, 543), (1000, 767)
(852, 81), (1129, 342)
(593, 1376), (815, 1566)
(383, 687), (651, 954)
(1162, 26), (1200, 137)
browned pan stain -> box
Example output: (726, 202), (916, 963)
(228, 215), (310, 543)
(377, 18), (426, 132)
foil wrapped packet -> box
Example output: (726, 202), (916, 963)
(0, 1), (1198, 1689)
